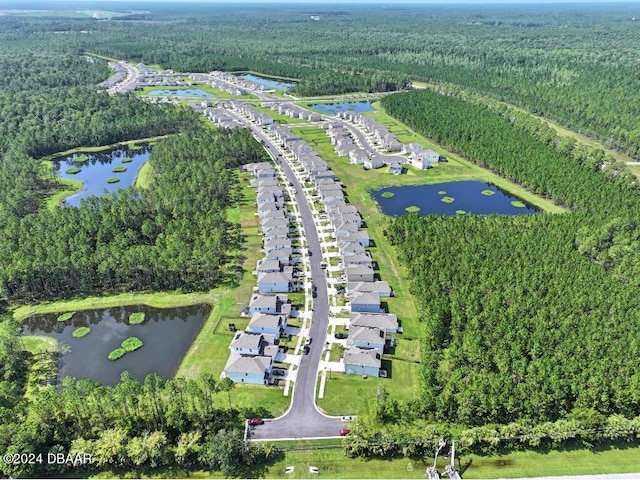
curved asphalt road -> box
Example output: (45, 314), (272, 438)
(246, 127), (343, 440)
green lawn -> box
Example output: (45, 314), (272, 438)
(317, 361), (421, 416)
(135, 161), (154, 188)
(246, 102), (306, 125)
(21, 335), (59, 355)
(86, 442), (640, 479)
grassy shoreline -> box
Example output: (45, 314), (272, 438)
(42, 135), (167, 161)
(134, 161), (154, 188)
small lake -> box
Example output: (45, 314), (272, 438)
(371, 181), (539, 216)
(309, 101), (374, 115)
(55, 145), (151, 207)
(148, 88), (214, 98)
(22, 304), (210, 386)
(240, 74), (294, 91)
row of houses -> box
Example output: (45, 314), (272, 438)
(327, 117), (446, 172)
(270, 130), (398, 378)
(100, 62), (128, 89)
(263, 102), (323, 122)
(324, 122), (406, 173)
(338, 110), (403, 153)
(222, 162), (297, 385)
(209, 70), (266, 94)
(224, 100), (275, 126)
(201, 106), (243, 129)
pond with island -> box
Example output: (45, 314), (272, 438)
(309, 101), (374, 115)
(240, 74), (294, 91)
(148, 88), (214, 98)
(55, 145), (151, 207)
(22, 304), (210, 386)
(371, 181), (539, 216)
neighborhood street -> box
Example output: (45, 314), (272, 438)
(247, 127), (343, 440)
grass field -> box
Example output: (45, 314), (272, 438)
(247, 102), (306, 125)
(40, 160), (83, 210)
(135, 161), (154, 188)
(86, 442), (640, 479)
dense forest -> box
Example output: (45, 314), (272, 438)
(0, 50), (264, 302)
(0, 317), (278, 478)
(1, 3), (638, 155)
(377, 89), (640, 430)
(0, 45), (273, 477)
(0, 128), (264, 301)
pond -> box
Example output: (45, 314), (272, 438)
(22, 304), (211, 386)
(371, 181), (539, 216)
(55, 145), (151, 207)
(240, 74), (294, 91)
(309, 101), (374, 115)
(148, 88), (214, 98)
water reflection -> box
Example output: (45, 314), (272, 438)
(22, 304), (210, 386)
(371, 181), (539, 216)
(54, 145), (151, 207)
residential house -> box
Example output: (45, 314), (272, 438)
(261, 217), (289, 234)
(229, 331), (277, 356)
(389, 160), (403, 175)
(346, 265), (375, 283)
(247, 313), (288, 337)
(347, 326), (386, 350)
(340, 241), (366, 256)
(364, 155), (385, 170)
(264, 227), (290, 241)
(343, 347), (382, 377)
(350, 312), (399, 334)
(256, 259), (282, 274)
(222, 354), (273, 385)
(264, 238), (292, 254)
(347, 281), (392, 298)
(349, 148), (369, 165)
(264, 248), (293, 265)
(402, 142), (423, 155)
(257, 271), (292, 294)
(342, 253), (373, 267)
(339, 231), (370, 247)
(349, 291), (381, 313)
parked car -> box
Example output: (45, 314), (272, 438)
(334, 332), (347, 339)
(248, 418), (264, 426)
(303, 345), (310, 355)
(305, 337), (312, 346)
(339, 428), (351, 436)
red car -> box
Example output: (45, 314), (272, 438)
(248, 418), (264, 426)
(339, 428), (350, 436)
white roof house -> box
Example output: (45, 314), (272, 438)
(247, 313), (288, 337)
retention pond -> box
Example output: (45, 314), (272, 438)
(22, 304), (210, 386)
(371, 181), (539, 216)
(55, 145), (151, 207)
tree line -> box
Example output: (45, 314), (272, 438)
(3, 5), (640, 155)
(0, 128), (264, 302)
(0, 314), (277, 478)
(376, 89), (640, 431)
